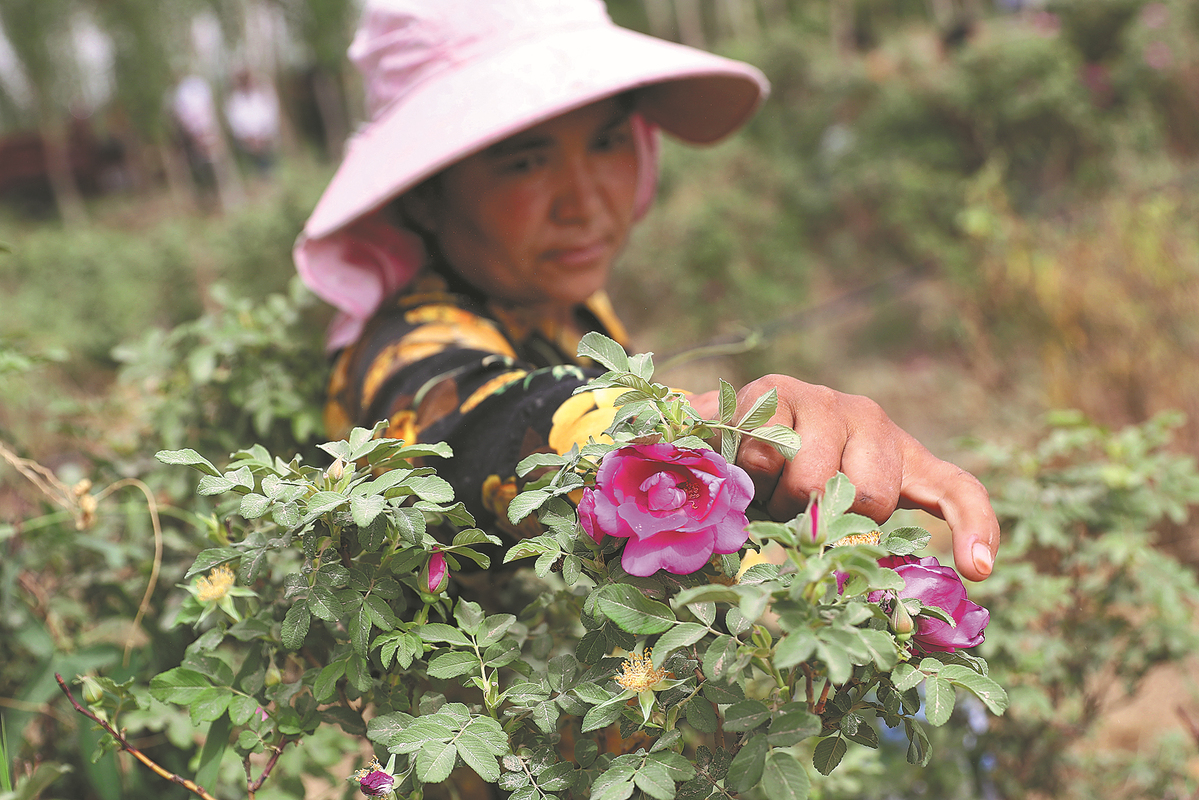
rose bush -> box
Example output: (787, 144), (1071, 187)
(876, 554), (989, 653)
(576, 442), (754, 576)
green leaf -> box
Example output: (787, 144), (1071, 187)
(633, 762), (676, 800)
(281, 603), (310, 651)
(723, 699), (772, 732)
(702, 635), (739, 683)
(314, 660), (347, 703)
(185, 548), (241, 579)
(767, 711), (822, 747)
(239, 493), (272, 519)
(938, 664), (1009, 716)
(812, 736), (847, 776)
(822, 474), (856, 516)
(581, 696), (628, 732)
(456, 732), (501, 782)
(773, 629), (818, 670)
(890, 662), (923, 692)
(596, 584), (675, 635)
(197, 474), (236, 496)
(748, 424), (803, 460)
(763, 750), (811, 800)
(718, 379), (737, 425)
(685, 697), (718, 733)
(855, 628), (899, 671)
(651, 623), (708, 667)
(923, 676), (956, 726)
(188, 687), (233, 724)
(304, 491), (348, 520)
(156, 448), (220, 476)
(307, 584), (344, 622)
(149, 668), (212, 705)
(577, 332), (630, 372)
(737, 388), (778, 429)
(351, 494), (386, 528)
(428, 651), (481, 680)
(507, 490), (550, 524)
(228, 695), (261, 726)
(726, 733), (768, 793)
(905, 719), (931, 766)
(364, 595), (398, 631)
(879, 526), (932, 555)
(416, 740), (459, 784)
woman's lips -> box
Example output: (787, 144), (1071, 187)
(543, 240), (609, 267)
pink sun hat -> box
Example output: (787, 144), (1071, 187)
(296, 0), (770, 351)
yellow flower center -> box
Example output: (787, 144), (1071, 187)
(196, 564), (236, 603)
(615, 650), (673, 692)
(836, 531), (882, 547)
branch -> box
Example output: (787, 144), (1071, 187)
(56, 674), (219, 800)
(247, 739), (294, 795)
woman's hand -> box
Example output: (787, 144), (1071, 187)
(691, 375), (999, 582)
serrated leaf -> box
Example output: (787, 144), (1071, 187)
(185, 548), (241, 579)
(736, 388), (778, 429)
(156, 448), (220, 476)
(428, 651), (481, 679)
(726, 733), (767, 793)
(239, 493), (272, 519)
(188, 687), (233, 724)
(416, 740), (458, 784)
(596, 584), (675, 635)
(633, 763), (675, 800)
(812, 736), (847, 776)
(351, 494), (386, 528)
(890, 662), (923, 692)
(748, 424), (802, 460)
(576, 332), (630, 372)
(717, 379), (737, 425)
(197, 475), (235, 496)
(763, 750), (811, 800)
(879, 525), (933, 555)
(767, 711), (821, 747)
(923, 675), (956, 726)
(722, 699), (772, 732)
(281, 603), (310, 651)
(651, 623), (708, 667)
(508, 490), (550, 524)
(149, 668), (212, 705)
(457, 731), (501, 781)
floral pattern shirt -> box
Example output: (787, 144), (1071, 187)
(324, 260), (628, 540)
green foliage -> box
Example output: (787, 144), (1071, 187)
(96, 335), (1002, 800)
(112, 276), (328, 459)
(968, 411), (1199, 798)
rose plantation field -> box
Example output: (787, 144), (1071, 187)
(6, 3), (1199, 798)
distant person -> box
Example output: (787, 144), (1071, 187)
(293, 0), (1001, 583)
(224, 69), (281, 175)
(171, 74), (221, 192)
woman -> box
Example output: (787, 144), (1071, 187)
(295, 0), (999, 582)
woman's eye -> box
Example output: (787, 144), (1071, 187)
(498, 154), (544, 175)
(594, 128), (631, 152)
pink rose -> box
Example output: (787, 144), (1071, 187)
(578, 444), (754, 577)
(875, 555), (989, 653)
(422, 549), (448, 594)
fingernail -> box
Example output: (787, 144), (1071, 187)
(972, 543), (994, 577)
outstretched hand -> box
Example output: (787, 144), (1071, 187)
(692, 375), (999, 582)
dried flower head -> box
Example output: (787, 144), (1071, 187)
(196, 564), (236, 602)
(616, 649), (673, 692)
(836, 531), (881, 548)
(351, 758), (395, 797)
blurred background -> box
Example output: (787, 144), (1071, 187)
(2, 1), (1199, 798)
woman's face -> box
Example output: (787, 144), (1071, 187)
(408, 97), (640, 311)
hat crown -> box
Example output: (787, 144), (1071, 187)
(351, 0), (612, 120)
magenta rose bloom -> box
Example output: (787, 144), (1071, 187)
(422, 548), (448, 594)
(359, 769), (395, 797)
(875, 555), (989, 653)
(577, 443), (754, 577)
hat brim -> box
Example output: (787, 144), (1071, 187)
(304, 24), (769, 240)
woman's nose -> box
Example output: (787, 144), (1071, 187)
(551, 155), (603, 224)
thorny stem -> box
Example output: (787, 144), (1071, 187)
(247, 740), (294, 797)
(56, 674), (219, 800)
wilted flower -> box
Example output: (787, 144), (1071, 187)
(874, 555), (989, 653)
(351, 758), (396, 798)
(421, 548), (448, 594)
(577, 443), (754, 576)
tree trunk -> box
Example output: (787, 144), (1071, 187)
(40, 116), (88, 226)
